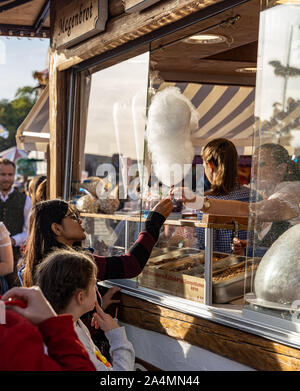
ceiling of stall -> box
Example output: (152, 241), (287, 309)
(149, 0), (260, 152)
(150, 0), (260, 87)
(0, 0), (50, 38)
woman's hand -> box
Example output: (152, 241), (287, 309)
(170, 187), (195, 203)
(101, 286), (121, 311)
(170, 187), (204, 209)
(232, 238), (247, 256)
(151, 198), (173, 219)
(2, 286), (57, 325)
(91, 301), (119, 332)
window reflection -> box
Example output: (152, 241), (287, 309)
(71, 52), (150, 255)
(245, 4), (300, 322)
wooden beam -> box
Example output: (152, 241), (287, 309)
(54, 0), (224, 71)
(160, 70), (256, 86)
(48, 48), (68, 198)
(0, 0), (33, 13)
(33, 0), (50, 33)
(118, 293), (300, 371)
(109, 0), (125, 17)
(206, 41), (258, 62)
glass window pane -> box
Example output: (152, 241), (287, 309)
(244, 4), (300, 326)
(71, 52), (150, 255)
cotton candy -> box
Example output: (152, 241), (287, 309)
(146, 87), (199, 186)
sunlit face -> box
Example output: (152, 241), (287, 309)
(252, 149), (287, 192)
(203, 159), (214, 184)
(0, 164), (15, 192)
(60, 208), (86, 243)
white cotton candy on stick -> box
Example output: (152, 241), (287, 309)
(146, 87), (199, 186)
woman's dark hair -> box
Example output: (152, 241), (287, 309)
(203, 138), (239, 196)
(36, 248), (97, 313)
(23, 199), (73, 287)
(259, 143), (300, 181)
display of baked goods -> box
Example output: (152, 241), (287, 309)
(76, 195), (99, 213)
(147, 249), (204, 266)
(212, 262), (259, 283)
(146, 250), (252, 279)
(97, 184), (120, 213)
(98, 197), (120, 214)
(147, 250), (186, 266)
(159, 256), (199, 271)
(140, 249), (261, 304)
(182, 265), (204, 276)
(81, 177), (104, 197)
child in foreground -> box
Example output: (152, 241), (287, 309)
(36, 248), (135, 371)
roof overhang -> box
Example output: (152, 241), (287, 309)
(0, 0), (50, 39)
(16, 85), (49, 152)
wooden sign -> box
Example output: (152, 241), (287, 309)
(124, 0), (161, 14)
(52, 0), (108, 49)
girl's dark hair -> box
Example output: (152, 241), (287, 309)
(203, 138), (239, 196)
(36, 248), (97, 313)
(259, 143), (300, 181)
(23, 199), (72, 287)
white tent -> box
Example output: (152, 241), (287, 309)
(16, 86), (49, 152)
(0, 146), (27, 162)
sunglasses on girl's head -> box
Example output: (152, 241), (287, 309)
(64, 210), (80, 223)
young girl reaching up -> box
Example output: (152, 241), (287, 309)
(36, 248), (135, 371)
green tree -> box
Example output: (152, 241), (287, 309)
(0, 86), (37, 151)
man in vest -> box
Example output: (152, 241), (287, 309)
(0, 158), (32, 288)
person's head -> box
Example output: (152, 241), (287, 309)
(35, 179), (47, 203)
(23, 199), (86, 287)
(28, 175), (46, 205)
(202, 138), (239, 196)
(0, 158), (15, 193)
(252, 143), (300, 189)
(36, 248), (97, 318)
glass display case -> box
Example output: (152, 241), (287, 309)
(243, 3), (300, 327)
(65, 1), (300, 345)
(68, 50), (258, 308)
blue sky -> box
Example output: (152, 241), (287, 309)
(0, 37), (49, 101)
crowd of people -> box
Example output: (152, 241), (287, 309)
(1, 137), (300, 371)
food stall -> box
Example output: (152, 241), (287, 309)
(49, 0), (300, 370)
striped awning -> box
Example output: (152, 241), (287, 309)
(157, 82), (255, 149)
(16, 86), (49, 152)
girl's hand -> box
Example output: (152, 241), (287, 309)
(170, 187), (204, 209)
(91, 301), (119, 332)
(101, 286), (121, 311)
(151, 198), (173, 219)
(170, 187), (195, 203)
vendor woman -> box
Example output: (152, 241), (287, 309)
(173, 142), (300, 255)
(194, 138), (256, 253)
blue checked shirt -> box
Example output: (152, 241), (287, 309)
(196, 185), (255, 254)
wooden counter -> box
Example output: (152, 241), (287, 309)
(81, 212), (249, 231)
(117, 293), (300, 371)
